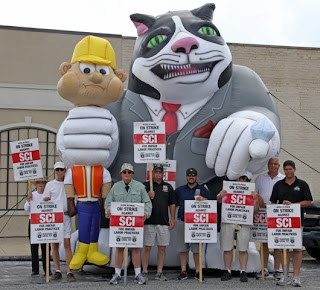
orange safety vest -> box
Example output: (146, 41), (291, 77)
(72, 165), (103, 198)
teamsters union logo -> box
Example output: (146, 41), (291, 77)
(275, 237), (279, 243)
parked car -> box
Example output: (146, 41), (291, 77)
(303, 201), (320, 260)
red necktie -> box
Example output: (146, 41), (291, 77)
(162, 102), (181, 135)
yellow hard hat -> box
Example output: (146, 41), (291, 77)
(71, 35), (116, 69)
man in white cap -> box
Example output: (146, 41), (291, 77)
(217, 171), (262, 282)
(105, 163), (152, 285)
(43, 161), (75, 282)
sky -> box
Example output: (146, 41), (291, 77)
(0, 0), (319, 48)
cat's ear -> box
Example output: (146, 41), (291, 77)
(130, 13), (156, 36)
(191, 3), (216, 21)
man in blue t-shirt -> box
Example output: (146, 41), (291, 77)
(175, 168), (210, 280)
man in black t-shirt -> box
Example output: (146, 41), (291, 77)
(141, 164), (176, 281)
(270, 160), (312, 287)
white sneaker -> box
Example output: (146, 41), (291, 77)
(110, 274), (121, 285)
(273, 270), (282, 280)
(292, 277), (302, 287)
(256, 269), (269, 279)
(276, 276), (290, 286)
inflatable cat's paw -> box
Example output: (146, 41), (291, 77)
(205, 111), (280, 180)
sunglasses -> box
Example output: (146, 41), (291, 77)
(36, 181), (46, 184)
(55, 168), (64, 171)
(239, 176), (249, 181)
(187, 173), (197, 177)
(122, 170), (133, 174)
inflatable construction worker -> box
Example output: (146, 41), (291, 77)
(56, 35), (127, 270)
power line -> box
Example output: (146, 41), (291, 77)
(271, 93), (320, 131)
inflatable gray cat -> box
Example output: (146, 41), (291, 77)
(106, 3), (280, 187)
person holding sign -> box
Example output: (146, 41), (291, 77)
(255, 157), (285, 280)
(175, 168), (210, 280)
(43, 162), (75, 282)
(24, 177), (51, 276)
(270, 160), (312, 287)
(217, 172), (262, 282)
(142, 164), (176, 281)
(105, 163), (152, 285)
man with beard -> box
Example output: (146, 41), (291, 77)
(270, 160), (312, 287)
(175, 168), (210, 280)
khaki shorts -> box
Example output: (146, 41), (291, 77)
(144, 225), (170, 246)
(64, 214), (72, 239)
(220, 223), (250, 252)
(176, 219), (199, 253)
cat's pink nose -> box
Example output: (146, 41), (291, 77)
(171, 37), (199, 54)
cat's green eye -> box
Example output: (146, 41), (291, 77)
(147, 35), (167, 48)
(199, 26), (215, 36)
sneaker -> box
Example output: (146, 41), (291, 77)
(292, 277), (302, 287)
(256, 268), (269, 279)
(134, 273), (146, 285)
(142, 272), (149, 282)
(194, 272), (204, 281)
(110, 274), (121, 285)
(67, 272), (76, 282)
(177, 271), (188, 280)
(273, 270), (282, 280)
(276, 276), (290, 286)
(52, 271), (62, 280)
(155, 272), (168, 281)
(221, 270), (232, 281)
(240, 271), (248, 282)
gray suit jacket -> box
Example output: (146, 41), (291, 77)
(106, 65), (280, 187)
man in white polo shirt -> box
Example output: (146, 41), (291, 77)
(255, 157), (284, 280)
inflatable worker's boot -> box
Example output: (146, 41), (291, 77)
(87, 242), (110, 265)
(69, 242), (89, 270)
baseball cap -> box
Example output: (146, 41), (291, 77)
(186, 168), (197, 175)
(153, 163), (164, 171)
(120, 163), (134, 174)
(240, 170), (252, 181)
(54, 161), (65, 170)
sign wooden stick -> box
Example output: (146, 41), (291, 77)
(148, 163), (153, 191)
(28, 180), (32, 200)
(260, 243), (265, 280)
(199, 242), (203, 283)
(233, 224), (238, 262)
(46, 243), (50, 283)
(283, 248), (288, 281)
(124, 247), (128, 285)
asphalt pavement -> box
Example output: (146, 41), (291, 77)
(1, 237), (320, 289)
(1, 259), (320, 289)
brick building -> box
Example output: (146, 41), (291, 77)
(0, 26), (319, 237)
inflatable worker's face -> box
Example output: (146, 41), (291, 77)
(57, 62), (127, 107)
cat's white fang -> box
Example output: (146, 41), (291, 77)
(161, 64), (164, 69)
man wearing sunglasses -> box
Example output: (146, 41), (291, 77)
(141, 164), (176, 281)
(175, 168), (210, 280)
(105, 163), (152, 285)
(43, 162), (75, 282)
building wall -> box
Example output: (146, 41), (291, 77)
(0, 26), (319, 237)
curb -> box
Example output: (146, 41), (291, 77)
(0, 256), (31, 261)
